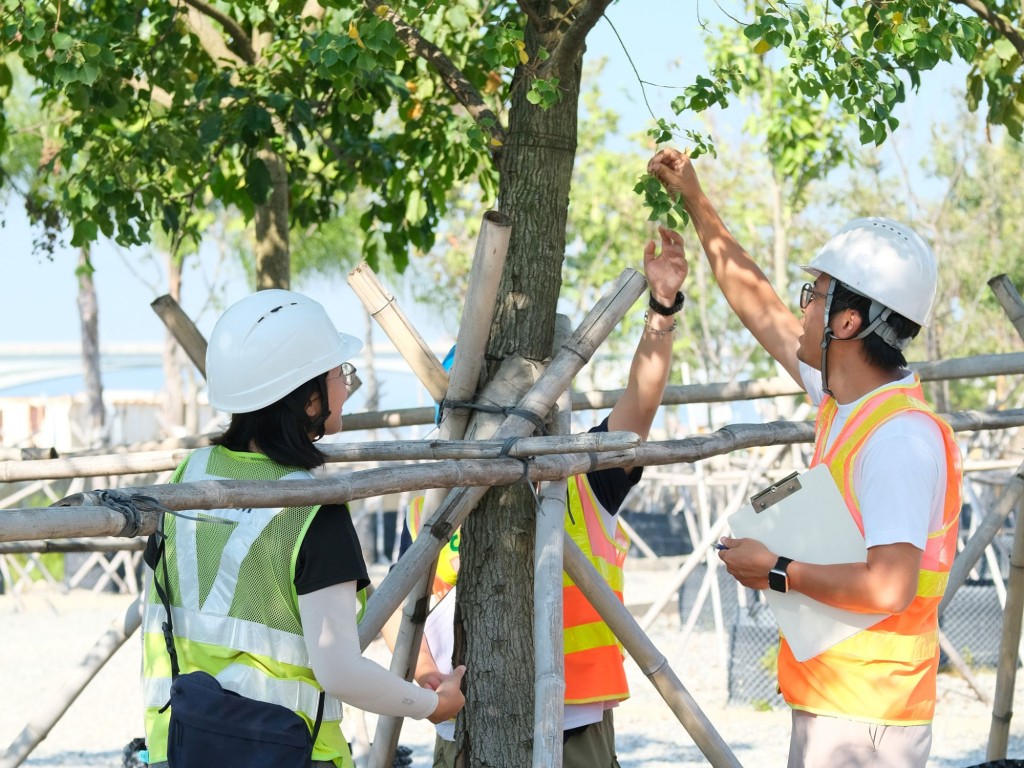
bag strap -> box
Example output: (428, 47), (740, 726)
(153, 521), (181, 680)
(152, 514), (327, 744)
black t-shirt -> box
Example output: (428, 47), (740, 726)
(144, 503), (369, 596)
(397, 417), (642, 557)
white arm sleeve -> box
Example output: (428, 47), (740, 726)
(298, 581), (438, 719)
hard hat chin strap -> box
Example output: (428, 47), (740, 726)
(819, 279), (838, 397)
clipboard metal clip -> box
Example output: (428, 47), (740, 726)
(750, 471), (802, 513)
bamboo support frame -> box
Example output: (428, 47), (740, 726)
(0, 597), (143, 768)
(562, 536), (741, 767)
(12, 409), (1022, 544)
(150, 294), (208, 378)
(356, 268), (648, 645)
(348, 263), (450, 403)
(987, 497), (1024, 759)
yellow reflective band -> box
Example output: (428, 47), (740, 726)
(841, 627), (938, 663)
(917, 569), (948, 598)
(564, 620), (619, 655)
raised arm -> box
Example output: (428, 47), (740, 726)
(607, 226), (688, 440)
(647, 149), (805, 386)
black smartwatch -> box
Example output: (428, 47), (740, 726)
(768, 556), (793, 593)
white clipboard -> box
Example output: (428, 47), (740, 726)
(728, 465), (887, 662)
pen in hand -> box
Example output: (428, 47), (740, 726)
(713, 542), (729, 551)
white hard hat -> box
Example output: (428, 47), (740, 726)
(206, 289), (362, 413)
(801, 217), (937, 326)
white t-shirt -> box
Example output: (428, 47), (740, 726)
(798, 361), (946, 549)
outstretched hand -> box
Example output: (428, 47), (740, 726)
(647, 148), (703, 208)
(643, 226), (689, 306)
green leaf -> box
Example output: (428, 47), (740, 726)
(245, 157), (272, 204)
(71, 219), (98, 246)
(52, 32), (74, 50)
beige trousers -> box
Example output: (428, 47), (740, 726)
(787, 710), (931, 768)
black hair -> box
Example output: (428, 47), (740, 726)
(212, 372), (331, 470)
(828, 282), (920, 371)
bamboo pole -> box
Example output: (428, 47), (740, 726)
(937, 629), (991, 705)
(562, 536), (741, 767)
(988, 274), (1024, 341)
(340, 352), (1024, 432)
(532, 315), (571, 768)
(987, 497), (1024, 759)
(150, 294), (208, 378)
(0, 537), (145, 554)
(0, 433), (641, 483)
(348, 263), (450, 403)
(0, 597), (143, 768)
(438, 210), (511, 439)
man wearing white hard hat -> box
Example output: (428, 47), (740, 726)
(648, 149), (962, 768)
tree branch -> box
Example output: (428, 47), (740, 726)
(517, 0), (549, 31)
(953, 0), (1024, 58)
(127, 77), (174, 109)
(547, 0), (615, 78)
(363, 0), (507, 146)
(177, 0), (256, 65)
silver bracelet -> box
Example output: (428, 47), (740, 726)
(643, 310), (677, 340)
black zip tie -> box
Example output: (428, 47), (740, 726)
(442, 399), (549, 436)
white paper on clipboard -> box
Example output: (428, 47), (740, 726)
(728, 464), (888, 662)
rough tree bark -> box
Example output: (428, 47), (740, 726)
(77, 246), (105, 448)
(454, 4), (602, 765)
(254, 147), (291, 289)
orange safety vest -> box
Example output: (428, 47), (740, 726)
(563, 473), (631, 705)
(405, 473), (631, 706)
(778, 377), (962, 725)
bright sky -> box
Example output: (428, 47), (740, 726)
(0, 0), (968, 349)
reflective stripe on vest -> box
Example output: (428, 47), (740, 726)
(406, 473), (632, 705)
(142, 446), (348, 765)
(406, 496), (460, 604)
(780, 378), (962, 725)
(562, 474), (631, 704)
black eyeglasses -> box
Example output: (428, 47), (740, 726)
(799, 283), (828, 309)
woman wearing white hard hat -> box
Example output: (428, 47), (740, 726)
(140, 290), (465, 768)
(648, 149), (962, 768)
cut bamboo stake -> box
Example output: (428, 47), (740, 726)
(533, 314), (571, 768)
(150, 294), (208, 378)
(0, 596), (142, 768)
(937, 629), (991, 705)
(438, 210), (511, 440)
(0, 433), (640, 483)
(988, 274), (1024, 342)
(987, 496), (1024, 759)
(563, 536), (741, 768)
(348, 263), (450, 403)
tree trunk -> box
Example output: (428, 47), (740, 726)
(454, 12), (584, 767)
(162, 251), (186, 438)
(254, 147), (290, 289)
(77, 246), (105, 448)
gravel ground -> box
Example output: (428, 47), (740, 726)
(0, 563), (1021, 768)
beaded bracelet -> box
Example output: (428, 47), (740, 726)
(643, 310), (677, 340)
(649, 290), (685, 316)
